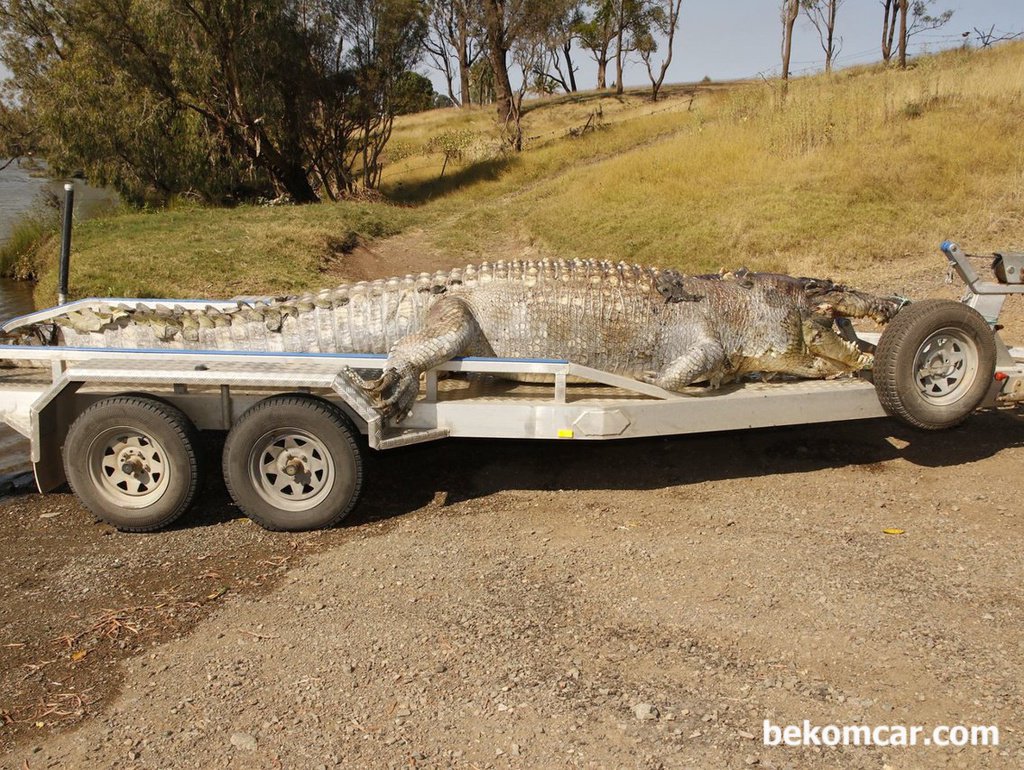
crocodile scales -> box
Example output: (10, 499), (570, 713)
(3, 259), (902, 419)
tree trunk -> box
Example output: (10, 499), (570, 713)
(458, 20), (472, 107)
(222, 56), (319, 202)
(614, 0), (625, 95)
(647, 0), (682, 103)
(444, 71), (458, 106)
(897, 0), (909, 68)
(597, 57), (607, 89)
(781, 0), (798, 85)
(483, 0), (521, 150)
(253, 128), (319, 202)
(563, 42), (577, 92)
(824, 1), (836, 73)
(881, 0), (897, 62)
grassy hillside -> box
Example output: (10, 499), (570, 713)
(24, 42), (1024, 303)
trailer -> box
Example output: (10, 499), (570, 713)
(1, 242), (1022, 532)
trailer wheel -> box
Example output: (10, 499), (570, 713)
(874, 299), (996, 430)
(64, 396), (201, 532)
(222, 395), (363, 531)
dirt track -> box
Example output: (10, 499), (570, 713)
(2, 410), (1023, 768)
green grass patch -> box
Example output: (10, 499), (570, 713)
(34, 201), (418, 301)
(0, 213), (58, 281)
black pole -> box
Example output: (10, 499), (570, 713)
(58, 182), (74, 305)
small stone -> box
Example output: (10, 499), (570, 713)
(744, 755), (760, 766)
(230, 732), (258, 752)
(632, 703), (659, 721)
(738, 730), (755, 740)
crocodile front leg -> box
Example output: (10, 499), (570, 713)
(642, 337), (728, 391)
(362, 297), (481, 421)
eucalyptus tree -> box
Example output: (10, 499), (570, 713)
(0, 0), (427, 203)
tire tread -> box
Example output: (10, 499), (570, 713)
(64, 396), (201, 532)
(222, 395), (364, 531)
(874, 299), (995, 430)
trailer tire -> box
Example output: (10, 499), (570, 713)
(222, 395), (363, 531)
(874, 299), (996, 430)
(64, 396), (201, 532)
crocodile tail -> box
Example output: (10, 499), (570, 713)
(1, 274), (449, 354)
(0, 321), (59, 347)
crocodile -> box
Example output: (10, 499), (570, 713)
(2, 259), (902, 420)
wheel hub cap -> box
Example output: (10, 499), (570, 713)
(914, 328), (977, 404)
(249, 430), (335, 511)
(89, 429), (171, 507)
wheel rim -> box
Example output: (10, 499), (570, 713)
(88, 427), (171, 509)
(913, 327), (979, 405)
(248, 428), (336, 512)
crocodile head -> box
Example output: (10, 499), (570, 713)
(799, 279), (905, 325)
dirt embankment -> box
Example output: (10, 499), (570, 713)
(2, 413), (1023, 768)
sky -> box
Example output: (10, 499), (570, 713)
(424, 0), (1024, 94)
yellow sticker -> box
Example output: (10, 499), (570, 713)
(882, 528), (906, 535)
(557, 429), (574, 439)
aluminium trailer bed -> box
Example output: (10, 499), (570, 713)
(1, 242), (1022, 532)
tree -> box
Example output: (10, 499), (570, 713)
(0, 0), (427, 203)
(422, 0), (481, 107)
(394, 71), (439, 114)
(801, 0), (843, 73)
(479, 0), (557, 150)
(972, 25), (1022, 48)
(575, 0), (618, 89)
(467, 58), (496, 105)
(780, 0), (800, 85)
(613, 0), (627, 94)
(638, 0), (682, 102)
(880, 0), (953, 67)
(606, 0), (655, 95)
(481, 0), (522, 149)
(612, 0), (655, 95)
(533, 0), (583, 94)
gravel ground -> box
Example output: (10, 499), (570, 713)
(2, 412), (1024, 769)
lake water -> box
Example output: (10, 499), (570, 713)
(0, 160), (119, 322)
(0, 162), (118, 480)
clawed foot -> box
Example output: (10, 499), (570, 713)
(359, 367), (419, 422)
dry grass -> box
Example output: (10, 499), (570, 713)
(26, 42), (1024, 302)
(400, 44), (1024, 278)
